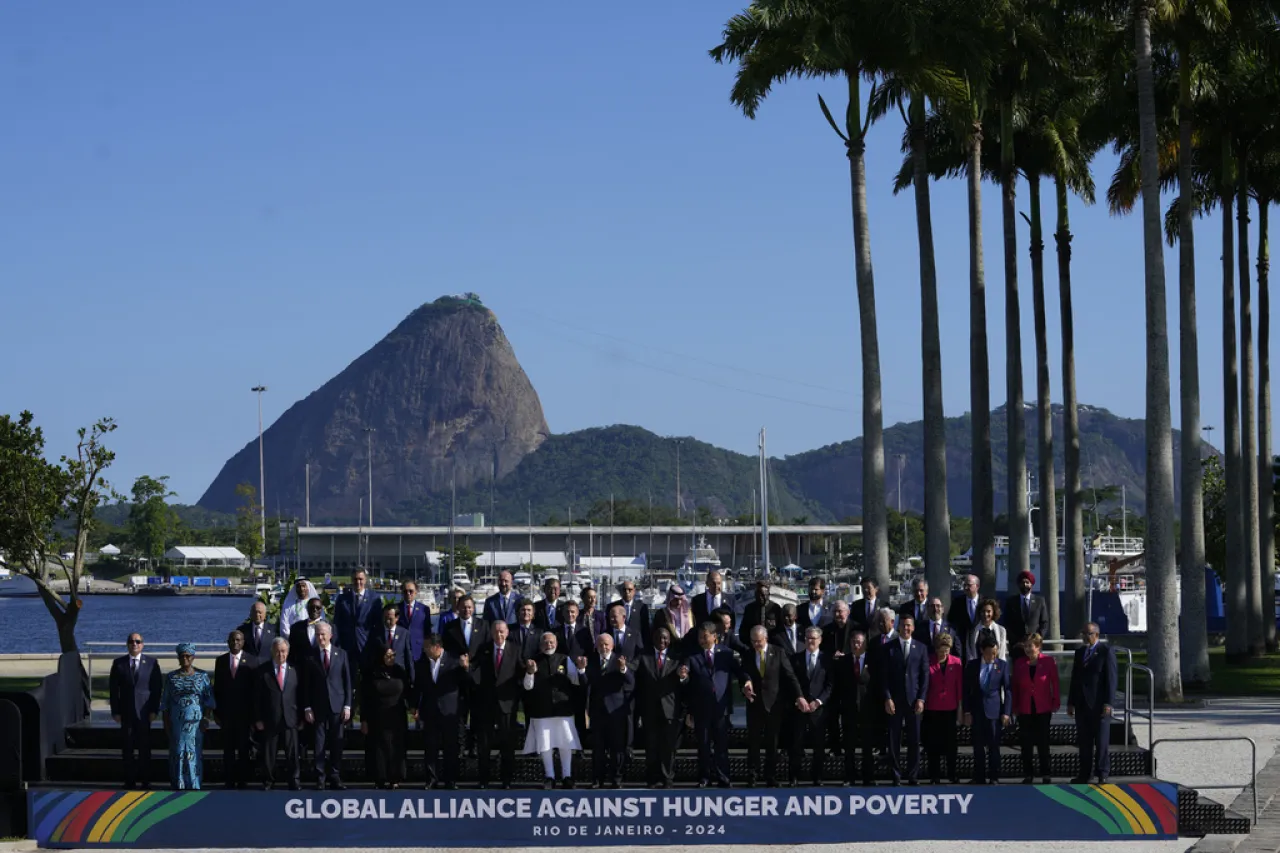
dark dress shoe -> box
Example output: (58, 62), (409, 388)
(500, 782), (512, 790)
(562, 778), (574, 790)
(1021, 777), (1034, 785)
(891, 779), (901, 787)
(1096, 776), (1108, 785)
(607, 781), (620, 790)
(543, 779), (555, 790)
(332, 780), (346, 791)
(930, 778), (942, 786)
(263, 782), (273, 791)
(697, 780), (710, 789)
(765, 779), (779, 788)
(445, 782), (458, 790)
(288, 782), (302, 791)
(1042, 777), (1052, 785)
(717, 780), (732, 789)
(986, 779), (998, 785)
(907, 779), (919, 787)
(1069, 776), (1089, 784)
(316, 780), (327, 791)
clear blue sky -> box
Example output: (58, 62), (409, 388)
(3, 2), (1272, 505)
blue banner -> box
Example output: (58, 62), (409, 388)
(29, 784), (1178, 848)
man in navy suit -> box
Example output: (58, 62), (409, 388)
(213, 629), (256, 788)
(742, 625), (802, 787)
(334, 569), (382, 663)
(852, 579), (890, 638)
(790, 626), (835, 786)
(255, 638), (302, 790)
(601, 602), (640, 661)
(611, 580), (651, 652)
(414, 633), (470, 789)
(637, 626), (684, 788)
(581, 633), (636, 788)
(483, 571), (522, 626)
(963, 632), (1012, 784)
(471, 621), (523, 788)
(679, 622), (745, 788)
(556, 600), (593, 659)
(443, 596), (486, 659)
(237, 601), (277, 671)
(1068, 623), (1117, 784)
(739, 581), (783, 647)
(533, 577), (563, 632)
(397, 580), (432, 665)
(771, 605), (803, 656)
(921, 597), (962, 658)
(509, 600), (542, 661)
(303, 623), (352, 790)
(367, 603), (414, 682)
(798, 577), (833, 631)
(108, 632), (162, 789)
(899, 578), (932, 628)
(874, 611), (930, 785)
(948, 574), (984, 659)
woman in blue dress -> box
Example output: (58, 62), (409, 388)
(159, 642), (216, 790)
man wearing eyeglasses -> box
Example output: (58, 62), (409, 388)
(610, 581), (651, 652)
(398, 580), (432, 665)
(1068, 623), (1117, 784)
(109, 633), (162, 789)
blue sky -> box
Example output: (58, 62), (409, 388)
(2, 2), (1272, 505)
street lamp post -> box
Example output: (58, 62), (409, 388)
(251, 386), (268, 554)
(675, 438), (683, 519)
(363, 427), (376, 527)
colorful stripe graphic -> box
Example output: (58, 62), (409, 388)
(33, 790), (209, 845)
(1035, 783), (1177, 836)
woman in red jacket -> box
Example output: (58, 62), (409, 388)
(1012, 633), (1060, 784)
(923, 632), (963, 784)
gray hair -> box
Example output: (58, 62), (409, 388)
(912, 577), (928, 591)
(271, 637), (290, 651)
(804, 626), (823, 640)
(833, 600), (850, 615)
(750, 625), (768, 640)
(877, 607), (897, 626)
(316, 622), (333, 638)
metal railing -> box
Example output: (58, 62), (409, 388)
(1041, 639), (1142, 746)
(83, 642), (227, 688)
(1152, 736), (1258, 825)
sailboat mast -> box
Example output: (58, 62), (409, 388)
(760, 428), (770, 578)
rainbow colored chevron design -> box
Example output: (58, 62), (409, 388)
(1036, 783), (1178, 835)
(33, 790), (209, 845)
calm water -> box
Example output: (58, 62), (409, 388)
(0, 595), (256, 654)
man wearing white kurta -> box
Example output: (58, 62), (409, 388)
(521, 633), (582, 789)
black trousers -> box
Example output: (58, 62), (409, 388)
(313, 712), (346, 782)
(746, 703), (785, 783)
(644, 712), (682, 785)
(971, 715), (1002, 782)
(423, 714), (462, 786)
(886, 707), (922, 782)
(1075, 710), (1111, 780)
(694, 713), (730, 785)
(591, 713), (630, 784)
(475, 710), (517, 785)
(260, 726), (300, 786)
(1020, 711), (1052, 777)
(221, 714), (253, 787)
(120, 717), (151, 787)
(789, 706), (828, 784)
(841, 707), (875, 784)
(922, 709), (958, 782)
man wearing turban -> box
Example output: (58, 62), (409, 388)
(1003, 570), (1049, 656)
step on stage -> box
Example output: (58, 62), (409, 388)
(30, 783), (1179, 848)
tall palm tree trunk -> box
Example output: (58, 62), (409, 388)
(970, 104), (996, 595)
(1177, 54), (1209, 686)
(1222, 140), (1247, 662)
(1056, 175), (1085, 638)
(1001, 97), (1030, 589)
(909, 93), (951, 596)
(1028, 174), (1059, 638)
(1135, 1), (1181, 700)
(846, 75), (888, 589)
(1258, 198), (1276, 652)
(1237, 148), (1264, 656)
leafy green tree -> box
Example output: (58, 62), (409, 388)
(0, 412), (117, 652)
(127, 475), (176, 567)
(443, 543), (479, 578)
(235, 482), (263, 562)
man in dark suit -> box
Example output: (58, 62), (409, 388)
(1003, 570), (1050, 654)
(213, 629), (256, 789)
(581, 633), (635, 788)
(821, 601), (855, 656)
(948, 573), (983, 659)
(414, 633), (469, 789)
(303, 623), (351, 790)
(637, 626), (683, 788)
(397, 580), (432, 665)
(791, 626), (835, 786)
(287, 598), (327, 669)
(611, 580), (651, 652)
(482, 570), (522, 626)
(1068, 623), (1117, 784)
(679, 622), (744, 788)
(333, 569), (382, 664)
(366, 603), (415, 680)
(839, 630), (875, 785)
(254, 637), (302, 790)
(875, 612), (930, 785)
(238, 601), (277, 671)
(601, 603), (641, 661)
(108, 633), (162, 789)
(742, 625), (802, 787)
(691, 571), (727, 626)
(533, 577), (563, 632)
(739, 581), (782, 646)
(851, 579), (889, 638)
(442, 596), (486, 659)
(963, 632), (1012, 784)
(899, 577), (932, 628)
(509, 600), (542, 660)
(471, 621), (522, 788)
(921, 597), (961, 658)
(798, 577), (833, 631)
(556, 600), (593, 659)
(772, 605), (803, 655)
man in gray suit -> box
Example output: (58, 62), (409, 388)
(304, 623), (352, 790)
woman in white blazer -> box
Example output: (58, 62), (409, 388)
(967, 598), (1008, 661)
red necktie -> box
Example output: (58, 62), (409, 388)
(387, 630), (393, 647)
(323, 649), (330, 672)
(496, 647), (504, 671)
(230, 656), (238, 677)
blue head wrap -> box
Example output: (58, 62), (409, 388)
(176, 642), (196, 658)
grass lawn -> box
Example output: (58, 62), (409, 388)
(0, 677), (42, 693)
(1123, 646), (1280, 697)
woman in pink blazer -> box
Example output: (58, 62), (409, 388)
(923, 632), (963, 784)
(1012, 633), (1060, 784)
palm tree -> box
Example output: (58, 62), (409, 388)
(1254, 148), (1277, 651)
(1135, 0), (1183, 701)
(710, 0), (891, 587)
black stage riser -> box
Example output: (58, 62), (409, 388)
(1176, 788), (1252, 835)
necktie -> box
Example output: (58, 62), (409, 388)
(463, 622), (471, 645)
(968, 598), (976, 621)
(706, 649), (713, 669)
(882, 635), (889, 646)
(432, 660), (439, 683)
(982, 663), (991, 691)
(616, 631), (624, 647)
(277, 667), (285, 690)
(387, 629), (393, 648)
(404, 604), (411, 625)
(808, 653), (815, 675)
(1084, 645), (1094, 664)
(496, 647), (503, 671)
(1023, 597), (1030, 620)
(230, 656), (238, 677)
(854, 657), (861, 680)
(903, 640), (911, 658)
(130, 658), (138, 679)
(658, 651), (665, 670)
(626, 603), (632, 619)
(868, 601), (873, 621)
(789, 627), (796, 649)
(548, 605), (556, 627)
(758, 651), (765, 674)
(255, 625), (262, 645)
(323, 649), (330, 672)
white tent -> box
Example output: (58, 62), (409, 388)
(98, 544), (121, 556)
(164, 545), (248, 568)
